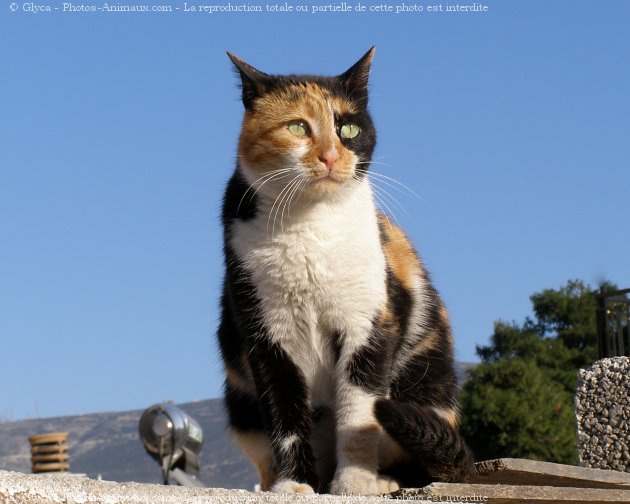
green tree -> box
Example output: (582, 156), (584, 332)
(459, 280), (612, 464)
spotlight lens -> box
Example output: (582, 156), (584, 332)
(152, 413), (173, 437)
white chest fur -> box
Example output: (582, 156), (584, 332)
(230, 179), (386, 405)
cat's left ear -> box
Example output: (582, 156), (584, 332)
(337, 46), (375, 104)
(227, 52), (271, 110)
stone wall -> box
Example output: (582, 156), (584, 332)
(575, 357), (630, 472)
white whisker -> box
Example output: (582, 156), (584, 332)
(371, 187), (402, 228)
(356, 168), (427, 205)
(268, 174), (302, 238)
(369, 181), (413, 221)
(236, 168), (294, 216)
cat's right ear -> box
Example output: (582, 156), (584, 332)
(227, 52), (270, 110)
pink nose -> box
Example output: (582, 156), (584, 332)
(319, 148), (340, 171)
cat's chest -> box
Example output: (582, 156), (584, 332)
(229, 186), (387, 333)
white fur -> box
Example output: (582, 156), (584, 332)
(279, 434), (300, 454)
(271, 479), (315, 494)
(391, 271), (432, 380)
(230, 177), (386, 408)
(330, 467), (399, 495)
(231, 175), (391, 493)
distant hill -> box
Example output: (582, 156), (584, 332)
(0, 363), (477, 488)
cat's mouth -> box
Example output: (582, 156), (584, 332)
(311, 170), (348, 184)
(314, 174), (340, 183)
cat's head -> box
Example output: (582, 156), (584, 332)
(228, 48), (377, 201)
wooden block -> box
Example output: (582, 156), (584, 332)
(392, 483), (630, 504)
(28, 433), (68, 446)
(470, 458), (630, 489)
(31, 453), (70, 464)
(32, 462), (70, 473)
(31, 444), (68, 455)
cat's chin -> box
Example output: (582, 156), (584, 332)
(305, 175), (352, 199)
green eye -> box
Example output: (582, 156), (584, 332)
(288, 120), (309, 137)
(340, 123), (360, 139)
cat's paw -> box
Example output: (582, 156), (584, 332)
(330, 467), (399, 495)
(270, 479), (315, 494)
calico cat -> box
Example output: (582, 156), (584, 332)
(217, 47), (474, 495)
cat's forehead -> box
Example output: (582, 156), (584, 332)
(263, 81), (358, 117)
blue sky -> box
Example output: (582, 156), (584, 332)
(1, 1), (629, 421)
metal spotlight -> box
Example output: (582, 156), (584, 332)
(138, 402), (204, 486)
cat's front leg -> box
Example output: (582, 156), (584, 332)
(249, 337), (319, 494)
(330, 326), (400, 496)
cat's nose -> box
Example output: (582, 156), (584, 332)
(318, 147), (340, 171)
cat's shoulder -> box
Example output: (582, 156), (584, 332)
(377, 213), (425, 292)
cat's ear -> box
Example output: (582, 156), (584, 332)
(227, 52), (270, 110)
(337, 46), (375, 104)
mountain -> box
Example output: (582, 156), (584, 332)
(0, 363), (477, 488)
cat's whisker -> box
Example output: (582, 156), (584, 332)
(362, 179), (391, 223)
(371, 186), (402, 230)
(278, 177), (304, 234)
(284, 177), (306, 224)
(399, 360), (431, 395)
(355, 160), (392, 167)
(372, 184), (414, 223)
(249, 168), (294, 192)
(356, 168), (426, 204)
(250, 171), (295, 202)
(237, 168), (294, 215)
(364, 176), (415, 207)
(368, 180), (414, 221)
(268, 174), (302, 238)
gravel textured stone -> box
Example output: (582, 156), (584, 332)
(575, 357), (629, 472)
(0, 470), (433, 504)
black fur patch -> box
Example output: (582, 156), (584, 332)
(218, 239), (318, 488)
(390, 348), (457, 408)
(222, 168), (258, 224)
(224, 382), (265, 432)
(347, 326), (393, 394)
(374, 399), (475, 482)
(249, 337), (319, 488)
(336, 111), (376, 179)
(386, 267), (412, 337)
(331, 331), (342, 364)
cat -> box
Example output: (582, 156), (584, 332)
(217, 47), (475, 495)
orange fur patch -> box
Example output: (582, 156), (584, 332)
(409, 303), (452, 356)
(233, 430), (277, 491)
(225, 364), (255, 393)
(414, 328), (440, 355)
(379, 214), (421, 291)
(434, 407), (459, 428)
(342, 423), (382, 470)
(378, 305), (400, 337)
(378, 431), (408, 469)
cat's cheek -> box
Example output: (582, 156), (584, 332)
(270, 479), (315, 494)
(330, 467), (400, 496)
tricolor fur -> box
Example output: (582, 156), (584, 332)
(217, 47), (474, 495)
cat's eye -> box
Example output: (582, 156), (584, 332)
(287, 120), (310, 137)
(340, 123), (360, 139)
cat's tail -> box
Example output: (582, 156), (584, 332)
(374, 398), (476, 482)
